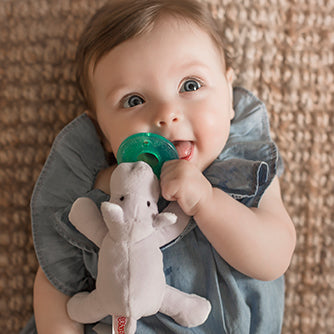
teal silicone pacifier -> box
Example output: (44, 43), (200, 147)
(116, 133), (179, 178)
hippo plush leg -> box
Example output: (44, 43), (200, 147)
(159, 285), (211, 327)
(67, 289), (109, 323)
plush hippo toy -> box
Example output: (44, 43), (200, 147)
(67, 161), (211, 333)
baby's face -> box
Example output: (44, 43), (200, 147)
(90, 16), (234, 172)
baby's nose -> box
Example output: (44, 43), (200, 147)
(154, 103), (181, 127)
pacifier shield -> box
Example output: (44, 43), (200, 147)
(116, 133), (179, 178)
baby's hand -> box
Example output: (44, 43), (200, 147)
(160, 160), (212, 216)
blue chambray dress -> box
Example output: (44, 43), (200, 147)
(21, 87), (285, 334)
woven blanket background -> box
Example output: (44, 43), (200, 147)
(1, 0), (333, 332)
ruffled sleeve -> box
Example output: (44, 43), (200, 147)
(204, 87), (284, 207)
(31, 114), (109, 295)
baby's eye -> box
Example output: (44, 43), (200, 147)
(123, 95), (145, 108)
(180, 79), (202, 92)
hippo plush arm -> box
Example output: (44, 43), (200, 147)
(155, 202), (190, 248)
(69, 197), (108, 248)
(153, 211), (177, 228)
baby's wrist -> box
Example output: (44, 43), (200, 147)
(191, 178), (213, 218)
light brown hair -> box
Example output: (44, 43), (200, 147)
(76, 0), (232, 112)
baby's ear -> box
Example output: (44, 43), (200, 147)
(85, 110), (113, 152)
(84, 109), (96, 120)
(226, 68), (235, 120)
(226, 67), (234, 83)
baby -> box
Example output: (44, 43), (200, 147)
(24, 0), (296, 333)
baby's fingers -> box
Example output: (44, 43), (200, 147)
(160, 177), (180, 202)
(160, 160), (184, 201)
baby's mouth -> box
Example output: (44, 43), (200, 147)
(172, 141), (194, 161)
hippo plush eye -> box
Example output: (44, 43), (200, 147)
(147, 201), (151, 207)
(120, 196), (125, 201)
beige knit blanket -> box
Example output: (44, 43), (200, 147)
(1, 0), (333, 332)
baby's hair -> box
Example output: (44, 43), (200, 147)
(76, 0), (232, 113)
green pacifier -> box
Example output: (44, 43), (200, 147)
(116, 133), (179, 178)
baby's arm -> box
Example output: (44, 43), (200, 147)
(160, 160), (296, 281)
(34, 266), (84, 334)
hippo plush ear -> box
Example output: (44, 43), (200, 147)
(153, 212), (177, 229)
(100, 202), (131, 241)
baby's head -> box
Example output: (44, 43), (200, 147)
(76, 0), (235, 171)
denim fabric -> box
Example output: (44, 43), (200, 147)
(22, 87), (285, 334)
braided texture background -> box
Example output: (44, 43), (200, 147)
(1, 0), (333, 332)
